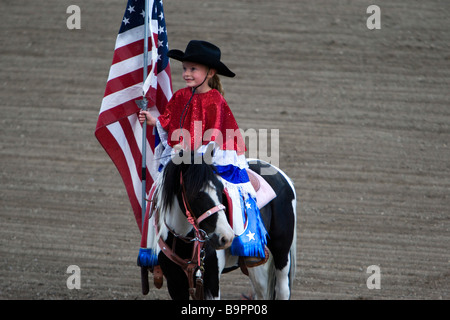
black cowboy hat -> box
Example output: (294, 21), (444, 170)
(167, 40), (235, 77)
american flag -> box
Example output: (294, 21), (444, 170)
(95, 0), (172, 230)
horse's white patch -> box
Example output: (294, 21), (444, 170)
(204, 183), (234, 249)
(275, 255), (291, 300)
(163, 196), (192, 236)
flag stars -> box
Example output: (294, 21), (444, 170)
(246, 231), (256, 241)
(117, 0), (169, 70)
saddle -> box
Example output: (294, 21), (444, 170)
(246, 169), (276, 209)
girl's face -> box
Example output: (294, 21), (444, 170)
(182, 62), (213, 93)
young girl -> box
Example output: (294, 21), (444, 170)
(139, 40), (268, 266)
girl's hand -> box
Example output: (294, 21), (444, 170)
(138, 110), (156, 126)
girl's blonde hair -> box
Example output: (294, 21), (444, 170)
(208, 73), (225, 96)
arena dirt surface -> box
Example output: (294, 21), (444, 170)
(1, 0), (449, 300)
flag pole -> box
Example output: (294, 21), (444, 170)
(137, 0), (155, 295)
(136, 0), (151, 233)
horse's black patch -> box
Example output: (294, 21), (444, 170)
(161, 152), (220, 211)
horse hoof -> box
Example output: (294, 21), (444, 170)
(240, 292), (255, 300)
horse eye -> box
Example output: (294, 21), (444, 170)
(195, 192), (208, 201)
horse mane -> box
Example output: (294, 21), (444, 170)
(160, 152), (219, 212)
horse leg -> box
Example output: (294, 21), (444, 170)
(246, 249), (293, 300)
(246, 256), (275, 300)
(158, 253), (190, 300)
(203, 246), (220, 300)
(274, 254), (291, 300)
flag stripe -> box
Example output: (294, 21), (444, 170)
(119, 117), (145, 185)
(115, 25), (145, 49)
(107, 54), (146, 82)
(104, 68), (143, 97)
(158, 70), (172, 101)
(101, 83), (142, 111)
(112, 39), (150, 65)
(120, 114), (157, 186)
(95, 124), (142, 226)
(98, 93), (141, 128)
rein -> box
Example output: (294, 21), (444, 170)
(155, 171), (225, 300)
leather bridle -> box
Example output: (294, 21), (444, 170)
(154, 171), (225, 300)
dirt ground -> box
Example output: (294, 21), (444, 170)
(1, 0), (449, 300)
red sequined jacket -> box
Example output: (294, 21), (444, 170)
(158, 87), (246, 154)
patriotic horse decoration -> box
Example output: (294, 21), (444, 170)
(138, 144), (297, 300)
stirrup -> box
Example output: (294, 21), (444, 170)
(152, 265), (164, 289)
(239, 246), (270, 276)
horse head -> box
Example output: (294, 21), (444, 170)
(156, 148), (234, 250)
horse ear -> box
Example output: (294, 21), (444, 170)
(173, 143), (183, 158)
(203, 143), (215, 165)
(172, 144), (192, 165)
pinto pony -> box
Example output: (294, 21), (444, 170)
(142, 151), (297, 300)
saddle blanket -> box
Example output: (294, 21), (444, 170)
(246, 169), (276, 209)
